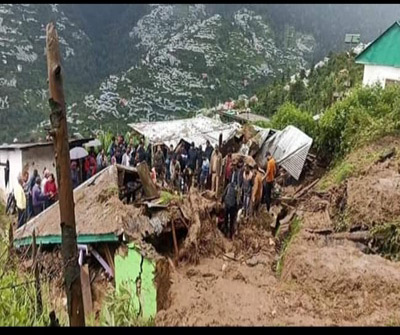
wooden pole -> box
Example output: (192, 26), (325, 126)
(171, 221), (179, 267)
(46, 22), (85, 326)
(32, 230), (43, 316)
(7, 221), (13, 262)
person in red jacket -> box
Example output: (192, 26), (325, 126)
(89, 152), (97, 177)
(84, 156), (90, 180)
(44, 173), (58, 207)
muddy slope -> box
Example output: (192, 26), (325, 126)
(156, 136), (400, 326)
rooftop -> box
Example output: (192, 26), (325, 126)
(355, 21), (400, 68)
(0, 137), (93, 150)
(129, 115), (241, 148)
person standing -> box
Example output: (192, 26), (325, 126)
(115, 148), (123, 165)
(154, 145), (165, 185)
(170, 155), (181, 191)
(44, 173), (58, 208)
(204, 140), (213, 161)
(199, 155), (210, 191)
(146, 143), (152, 167)
(251, 165), (264, 216)
(14, 173), (26, 228)
(121, 147), (132, 167)
(210, 145), (222, 195)
(26, 169), (38, 220)
(136, 140), (146, 165)
(187, 142), (197, 190)
(222, 182), (238, 239)
(242, 165), (253, 219)
(263, 152), (277, 212)
(196, 145), (203, 187)
(89, 152), (97, 177)
(222, 152), (233, 189)
(32, 177), (48, 217)
(70, 161), (80, 190)
(108, 136), (117, 157)
(165, 144), (174, 182)
(41, 169), (50, 193)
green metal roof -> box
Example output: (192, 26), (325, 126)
(356, 21), (400, 68)
(13, 233), (119, 248)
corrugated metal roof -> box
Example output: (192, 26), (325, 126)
(256, 126), (313, 180)
(0, 138), (93, 150)
(128, 115), (241, 149)
(355, 21), (400, 68)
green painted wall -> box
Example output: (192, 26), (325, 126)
(114, 243), (157, 320)
(356, 22), (400, 68)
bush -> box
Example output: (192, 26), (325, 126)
(270, 102), (316, 137)
(316, 84), (400, 161)
(99, 282), (154, 326)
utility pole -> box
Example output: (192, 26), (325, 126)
(46, 22), (85, 326)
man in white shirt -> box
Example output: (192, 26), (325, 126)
(121, 147), (132, 167)
(41, 169), (50, 193)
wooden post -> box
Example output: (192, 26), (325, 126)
(8, 221), (13, 261)
(80, 264), (93, 318)
(136, 161), (159, 198)
(32, 230), (43, 315)
(171, 221), (179, 267)
(46, 22), (85, 326)
(32, 230), (43, 316)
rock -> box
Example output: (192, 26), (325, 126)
(186, 268), (199, 278)
(246, 256), (259, 267)
(233, 272), (247, 282)
(222, 263), (227, 272)
(269, 238), (275, 246)
(223, 252), (236, 260)
(202, 272), (217, 279)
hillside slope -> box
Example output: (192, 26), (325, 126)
(1, 4), (316, 142)
(0, 4), (96, 142)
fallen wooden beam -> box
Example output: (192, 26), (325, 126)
(171, 221), (179, 267)
(294, 178), (320, 199)
(305, 228), (333, 235)
(331, 231), (371, 243)
(136, 161), (160, 198)
(80, 264), (93, 318)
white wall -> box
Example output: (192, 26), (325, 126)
(362, 64), (400, 88)
(0, 150), (22, 202)
(0, 145), (57, 203)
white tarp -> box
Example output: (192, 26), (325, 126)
(256, 125), (313, 180)
(128, 115), (241, 149)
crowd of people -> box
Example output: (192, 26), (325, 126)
(12, 132), (278, 241)
(13, 168), (58, 228)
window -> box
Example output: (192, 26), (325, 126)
(385, 79), (400, 87)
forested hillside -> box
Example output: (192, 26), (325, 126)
(1, 4), (400, 143)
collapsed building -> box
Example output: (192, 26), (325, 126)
(12, 117), (314, 322)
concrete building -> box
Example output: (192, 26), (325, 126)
(0, 138), (90, 201)
(356, 21), (400, 88)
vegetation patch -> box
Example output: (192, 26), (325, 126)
(276, 216), (302, 277)
(371, 220), (400, 261)
(99, 282), (155, 326)
(159, 191), (182, 205)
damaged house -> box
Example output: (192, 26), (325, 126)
(129, 115), (241, 153)
(12, 161), (217, 321)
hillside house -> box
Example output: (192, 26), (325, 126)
(0, 138), (91, 201)
(356, 21), (400, 88)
